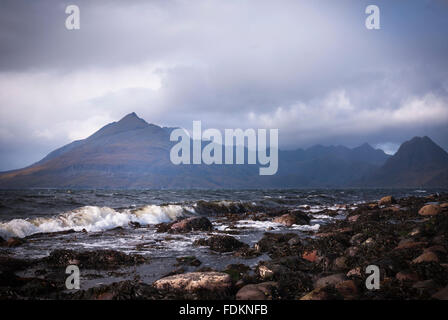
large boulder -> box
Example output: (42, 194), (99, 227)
(273, 211), (310, 227)
(194, 235), (248, 252)
(170, 217), (214, 233)
(236, 282), (278, 300)
(418, 204), (442, 216)
(153, 272), (232, 293)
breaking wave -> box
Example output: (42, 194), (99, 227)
(0, 204), (193, 239)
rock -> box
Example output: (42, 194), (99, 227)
(193, 235), (248, 253)
(424, 245), (447, 254)
(170, 217), (213, 233)
(302, 250), (319, 263)
(345, 247), (359, 257)
(440, 203), (448, 208)
(315, 273), (346, 288)
(300, 287), (329, 300)
(348, 215), (360, 223)
(395, 239), (427, 250)
(418, 204), (442, 216)
(335, 280), (358, 300)
(346, 267), (362, 277)
(257, 265), (276, 280)
(44, 249), (146, 269)
(412, 251), (439, 264)
(236, 282), (278, 300)
(350, 233), (364, 246)
(395, 271), (420, 282)
(1, 237), (26, 247)
(153, 272), (232, 293)
(378, 196), (396, 205)
(333, 257), (348, 270)
(0, 236), (5, 244)
(273, 211), (310, 227)
(255, 233), (300, 254)
(363, 237), (375, 246)
(175, 256), (201, 267)
(412, 280), (438, 290)
(432, 286), (448, 300)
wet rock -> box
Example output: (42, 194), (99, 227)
(300, 287), (337, 300)
(44, 249), (146, 269)
(223, 264), (251, 282)
(412, 251), (439, 264)
(255, 233), (302, 257)
(412, 279), (438, 290)
(0, 236), (5, 244)
(153, 272), (232, 293)
(348, 215), (360, 223)
(175, 256), (201, 267)
(347, 267), (362, 278)
(315, 273), (346, 288)
(440, 203), (448, 208)
(257, 265), (275, 280)
(272, 211), (310, 227)
(395, 271), (420, 282)
(379, 196), (396, 205)
(236, 282), (278, 300)
(128, 221), (141, 229)
(194, 235), (248, 253)
(335, 280), (358, 300)
(419, 204), (442, 216)
(395, 239), (427, 250)
(345, 247), (359, 257)
(333, 256), (348, 270)
(170, 217), (214, 233)
(1, 237), (26, 247)
(432, 286), (448, 300)
(302, 250), (320, 263)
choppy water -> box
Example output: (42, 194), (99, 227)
(1, 188), (444, 287)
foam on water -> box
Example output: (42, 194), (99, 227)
(0, 204), (191, 239)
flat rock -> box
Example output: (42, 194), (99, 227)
(153, 272), (232, 292)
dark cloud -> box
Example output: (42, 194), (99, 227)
(0, 0), (447, 170)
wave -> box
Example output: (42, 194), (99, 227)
(0, 204), (193, 239)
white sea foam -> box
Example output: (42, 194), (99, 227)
(0, 204), (190, 239)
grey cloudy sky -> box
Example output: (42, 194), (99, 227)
(0, 0), (448, 170)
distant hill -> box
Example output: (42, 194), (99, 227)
(358, 136), (448, 188)
(0, 113), (446, 189)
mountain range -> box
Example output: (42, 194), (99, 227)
(0, 112), (447, 189)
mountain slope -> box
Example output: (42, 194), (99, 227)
(358, 136), (448, 187)
(0, 113), (446, 189)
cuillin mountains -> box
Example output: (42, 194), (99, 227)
(0, 113), (447, 189)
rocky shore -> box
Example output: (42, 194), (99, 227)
(1, 193), (447, 300)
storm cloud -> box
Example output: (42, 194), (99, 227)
(0, 0), (447, 170)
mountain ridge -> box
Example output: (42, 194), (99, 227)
(0, 113), (446, 189)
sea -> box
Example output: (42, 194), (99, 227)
(0, 188), (444, 287)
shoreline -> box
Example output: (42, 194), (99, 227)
(1, 192), (447, 300)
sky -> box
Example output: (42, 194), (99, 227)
(0, 0), (448, 170)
